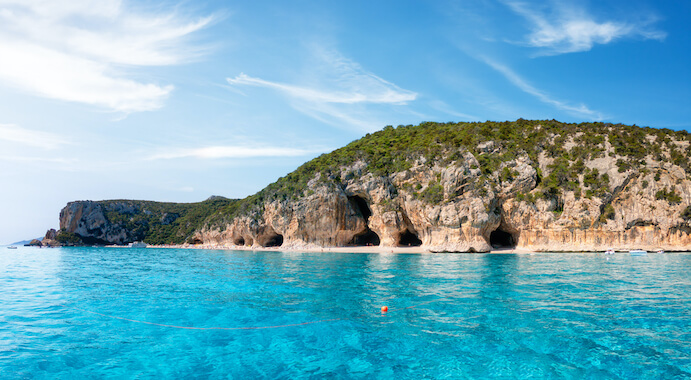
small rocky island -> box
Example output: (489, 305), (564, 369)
(44, 120), (691, 252)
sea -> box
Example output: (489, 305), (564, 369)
(1, 246), (690, 379)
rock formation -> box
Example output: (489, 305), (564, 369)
(40, 228), (60, 247)
(53, 120), (691, 252)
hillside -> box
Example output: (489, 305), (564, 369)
(56, 120), (691, 251)
(51, 196), (235, 246)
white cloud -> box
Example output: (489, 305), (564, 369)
(226, 48), (417, 131)
(0, 123), (69, 149)
(0, 0), (213, 112)
(427, 100), (479, 121)
(506, 1), (666, 55)
(148, 145), (315, 160)
(479, 56), (603, 119)
(228, 72), (415, 105)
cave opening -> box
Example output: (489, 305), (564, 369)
(264, 234), (283, 247)
(188, 237), (203, 245)
(398, 230), (422, 247)
(234, 237), (245, 246)
(348, 195), (372, 221)
(489, 228), (516, 249)
(350, 229), (381, 246)
(347, 195), (380, 246)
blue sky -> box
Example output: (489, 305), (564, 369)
(0, 0), (689, 244)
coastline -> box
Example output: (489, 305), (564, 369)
(136, 244), (541, 254)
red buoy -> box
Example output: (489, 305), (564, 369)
(381, 306), (388, 312)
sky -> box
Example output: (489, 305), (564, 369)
(0, 0), (689, 244)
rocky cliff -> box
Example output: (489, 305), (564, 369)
(54, 197), (234, 245)
(57, 120), (691, 252)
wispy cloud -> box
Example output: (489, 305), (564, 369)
(228, 73), (415, 104)
(505, 1), (666, 55)
(427, 100), (480, 121)
(147, 145), (317, 160)
(0, 0), (214, 112)
(226, 47), (417, 131)
(479, 56), (603, 119)
(0, 123), (70, 149)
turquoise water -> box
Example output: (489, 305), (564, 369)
(1, 247), (690, 379)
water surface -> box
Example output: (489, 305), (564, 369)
(1, 247), (690, 378)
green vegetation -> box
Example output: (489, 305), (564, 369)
(599, 204), (616, 223)
(417, 182), (445, 204)
(204, 119), (691, 225)
(98, 197), (236, 245)
(681, 206), (691, 221)
(56, 230), (83, 245)
(89, 119), (690, 243)
(656, 187), (683, 204)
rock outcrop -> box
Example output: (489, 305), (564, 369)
(54, 120), (691, 252)
(40, 228), (60, 247)
(51, 197), (234, 246)
(194, 156), (691, 252)
(59, 201), (144, 245)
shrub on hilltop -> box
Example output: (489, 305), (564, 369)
(207, 119), (691, 225)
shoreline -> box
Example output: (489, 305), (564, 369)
(54, 243), (687, 254)
(133, 244), (568, 254)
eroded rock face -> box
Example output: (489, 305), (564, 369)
(40, 228), (59, 247)
(58, 201), (146, 245)
(56, 127), (691, 252)
(196, 152), (691, 252)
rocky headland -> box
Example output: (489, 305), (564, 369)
(48, 120), (691, 252)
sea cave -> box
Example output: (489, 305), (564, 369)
(347, 195), (380, 246)
(264, 233), (284, 247)
(398, 230), (422, 247)
(489, 228), (516, 249)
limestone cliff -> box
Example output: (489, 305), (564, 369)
(56, 120), (691, 252)
(54, 197), (234, 245)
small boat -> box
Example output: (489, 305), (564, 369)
(629, 249), (647, 256)
(128, 242), (147, 248)
(7, 246), (17, 249)
(656, 249), (665, 254)
(605, 249), (615, 255)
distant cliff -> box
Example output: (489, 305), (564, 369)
(55, 120), (691, 252)
(54, 197), (234, 245)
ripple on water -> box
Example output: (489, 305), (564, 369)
(1, 247), (691, 378)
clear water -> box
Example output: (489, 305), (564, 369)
(2, 247), (690, 379)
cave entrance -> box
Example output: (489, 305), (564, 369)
(188, 237), (203, 245)
(234, 237), (245, 246)
(264, 234), (283, 247)
(348, 195), (372, 221)
(398, 230), (422, 247)
(347, 195), (380, 247)
(350, 230), (381, 246)
(489, 228), (516, 249)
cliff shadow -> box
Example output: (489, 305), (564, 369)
(347, 195), (380, 246)
(397, 229), (422, 247)
(487, 213), (519, 249)
(188, 237), (203, 245)
(489, 228), (516, 249)
(396, 210), (422, 247)
(234, 236), (254, 246)
(263, 233), (283, 247)
(257, 226), (284, 247)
